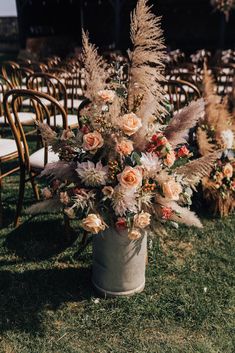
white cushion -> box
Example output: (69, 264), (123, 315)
(59, 98), (82, 109)
(29, 148), (59, 170)
(44, 114), (78, 128)
(22, 97), (51, 106)
(0, 138), (18, 158)
(0, 112), (36, 126)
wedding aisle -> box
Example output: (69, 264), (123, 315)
(0, 174), (234, 353)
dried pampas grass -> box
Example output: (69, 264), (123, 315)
(164, 98), (205, 147)
(196, 127), (214, 156)
(128, 0), (166, 148)
(82, 30), (108, 101)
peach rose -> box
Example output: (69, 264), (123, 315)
(164, 150), (176, 167)
(118, 166), (142, 190)
(162, 180), (182, 201)
(119, 112), (142, 136)
(81, 214), (106, 234)
(128, 229), (142, 240)
(116, 139), (134, 156)
(102, 186), (114, 198)
(97, 90), (115, 103)
(134, 212), (151, 229)
(83, 131), (104, 152)
(223, 163), (233, 178)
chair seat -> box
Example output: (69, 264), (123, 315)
(0, 112), (36, 126)
(29, 148), (59, 170)
(59, 98), (82, 109)
(22, 97), (51, 106)
(0, 138), (18, 159)
(44, 114), (78, 128)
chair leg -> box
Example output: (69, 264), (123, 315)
(14, 167), (26, 227)
(0, 167), (2, 228)
(29, 172), (40, 201)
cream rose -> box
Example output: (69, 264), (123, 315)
(116, 139), (134, 156)
(81, 214), (106, 234)
(133, 212), (151, 229)
(118, 166), (142, 190)
(83, 131), (104, 152)
(164, 150), (176, 167)
(119, 112), (142, 136)
(97, 90), (115, 103)
(162, 180), (182, 201)
(102, 186), (114, 198)
(223, 163), (233, 178)
(128, 229), (142, 240)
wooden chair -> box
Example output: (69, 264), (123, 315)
(26, 72), (79, 129)
(3, 88), (68, 226)
(163, 79), (201, 113)
(1, 61), (20, 83)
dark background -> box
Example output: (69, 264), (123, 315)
(15, 0), (235, 56)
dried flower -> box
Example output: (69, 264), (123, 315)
(102, 186), (114, 198)
(112, 186), (138, 216)
(164, 150), (176, 167)
(60, 191), (69, 205)
(76, 161), (108, 187)
(64, 207), (76, 219)
(61, 129), (75, 141)
(220, 129), (234, 149)
(140, 152), (161, 177)
(42, 187), (52, 199)
(162, 206), (173, 220)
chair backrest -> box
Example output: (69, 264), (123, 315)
(1, 61), (20, 83)
(213, 65), (235, 96)
(163, 79), (201, 113)
(0, 75), (13, 117)
(26, 72), (68, 113)
(3, 89), (67, 171)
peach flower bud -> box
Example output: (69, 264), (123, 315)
(42, 187), (52, 199)
(64, 207), (75, 219)
(61, 129), (75, 141)
(177, 145), (190, 158)
(118, 112), (142, 136)
(223, 163), (233, 178)
(102, 186), (114, 198)
(117, 166), (142, 190)
(97, 90), (115, 104)
(81, 214), (106, 234)
(133, 212), (151, 229)
(116, 139), (134, 156)
(162, 180), (182, 201)
(83, 131), (104, 152)
(164, 150), (176, 167)
(60, 191), (70, 205)
(128, 229), (142, 240)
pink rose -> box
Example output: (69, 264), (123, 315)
(117, 166), (142, 190)
(83, 131), (104, 152)
(118, 112), (142, 136)
(162, 180), (182, 201)
(116, 139), (134, 156)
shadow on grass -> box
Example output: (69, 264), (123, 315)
(0, 267), (93, 334)
(4, 217), (79, 261)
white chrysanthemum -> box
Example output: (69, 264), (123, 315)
(76, 161), (108, 187)
(220, 129), (234, 149)
(140, 152), (161, 177)
(112, 185), (138, 216)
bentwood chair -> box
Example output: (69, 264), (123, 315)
(3, 88), (68, 226)
(26, 72), (79, 129)
(1, 61), (20, 83)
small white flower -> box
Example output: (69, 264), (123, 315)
(76, 161), (108, 187)
(220, 129), (234, 149)
(140, 152), (161, 177)
(203, 287), (207, 293)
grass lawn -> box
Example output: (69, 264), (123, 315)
(0, 172), (234, 353)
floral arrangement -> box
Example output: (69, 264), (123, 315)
(29, 0), (221, 239)
(196, 64), (235, 216)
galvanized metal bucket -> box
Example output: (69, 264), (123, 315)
(92, 228), (147, 297)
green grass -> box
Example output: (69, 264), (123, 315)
(0, 172), (234, 353)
